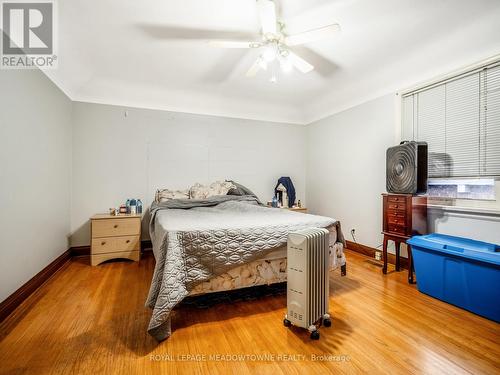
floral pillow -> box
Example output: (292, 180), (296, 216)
(189, 181), (236, 199)
(155, 189), (190, 203)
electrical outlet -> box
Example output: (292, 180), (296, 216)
(375, 251), (382, 261)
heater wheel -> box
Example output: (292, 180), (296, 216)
(283, 318), (291, 327)
(322, 313), (332, 328)
(310, 330), (320, 340)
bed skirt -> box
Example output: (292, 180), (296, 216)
(189, 257), (288, 295)
(189, 242), (344, 296)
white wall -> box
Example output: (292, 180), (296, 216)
(306, 94), (397, 250)
(71, 102), (307, 246)
(428, 208), (500, 244)
(0, 70), (72, 301)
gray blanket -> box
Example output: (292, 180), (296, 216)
(146, 195), (344, 341)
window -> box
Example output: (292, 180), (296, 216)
(427, 178), (496, 200)
(401, 61), (500, 178)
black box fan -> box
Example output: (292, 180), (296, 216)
(386, 141), (428, 194)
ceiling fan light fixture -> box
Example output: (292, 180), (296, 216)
(262, 45), (276, 62)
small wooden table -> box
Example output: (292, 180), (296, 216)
(382, 193), (427, 283)
(90, 213), (142, 266)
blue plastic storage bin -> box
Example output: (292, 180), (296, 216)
(407, 233), (500, 322)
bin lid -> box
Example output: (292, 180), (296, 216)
(408, 233), (500, 266)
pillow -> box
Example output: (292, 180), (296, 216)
(189, 181), (236, 199)
(155, 189), (190, 203)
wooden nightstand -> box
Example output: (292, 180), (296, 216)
(90, 214), (141, 266)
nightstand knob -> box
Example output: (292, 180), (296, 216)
(114, 224), (118, 228)
(101, 241), (106, 246)
(126, 240), (130, 243)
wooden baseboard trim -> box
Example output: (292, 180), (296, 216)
(346, 240), (409, 269)
(70, 245), (90, 257)
(0, 249), (71, 322)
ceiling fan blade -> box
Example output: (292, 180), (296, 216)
(257, 0), (277, 35)
(202, 49), (249, 83)
(285, 23), (341, 46)
(137, 24), (258, 41)
(208, 40), (259, 48)
(291, 46), (338, 77)
(246, 58), (264, 77)
(287, 51), (314, 73)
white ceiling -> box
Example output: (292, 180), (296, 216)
(45, 0), (500, 124)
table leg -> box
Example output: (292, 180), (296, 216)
(382, 235), (388, 274)
(395, 241), (401, 272)
(408, 244), (415, 284)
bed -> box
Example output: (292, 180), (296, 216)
(146, 194), (345, 341)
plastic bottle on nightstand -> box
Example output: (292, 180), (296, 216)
(137, 199), (143, 214)
(272, 196), (278, 208)
(125, 199), (131, 214)
(130, 199), (137, 215)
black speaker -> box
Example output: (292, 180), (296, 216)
(386, 141), (428, 194)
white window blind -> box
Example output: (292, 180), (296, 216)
(401, 62), (500, 178)
(482, 65), (500, 176)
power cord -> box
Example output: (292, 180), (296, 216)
(350, 229), (357, 243)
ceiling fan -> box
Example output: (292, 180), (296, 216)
(208, 0), (341, 81)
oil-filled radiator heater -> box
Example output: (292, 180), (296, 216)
(284, 228), (332, 340)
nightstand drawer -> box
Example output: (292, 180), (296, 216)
(388, 224), (407, 235)
(387, 202), (406, 211)
(387, 196), (406, 204)
(92, 218), (140, 238)
(388, 215), (406, 226)
(115, 235), (140, 252)
(387, 209), (406, 222)
(91, 235), (140, 254)
(91, 237), (115, 254)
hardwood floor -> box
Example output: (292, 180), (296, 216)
(1, 250), (499, 375)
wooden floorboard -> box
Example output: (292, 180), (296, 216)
(0, 250), (499, 375)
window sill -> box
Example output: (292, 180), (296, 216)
(427, 204), (500, 217)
